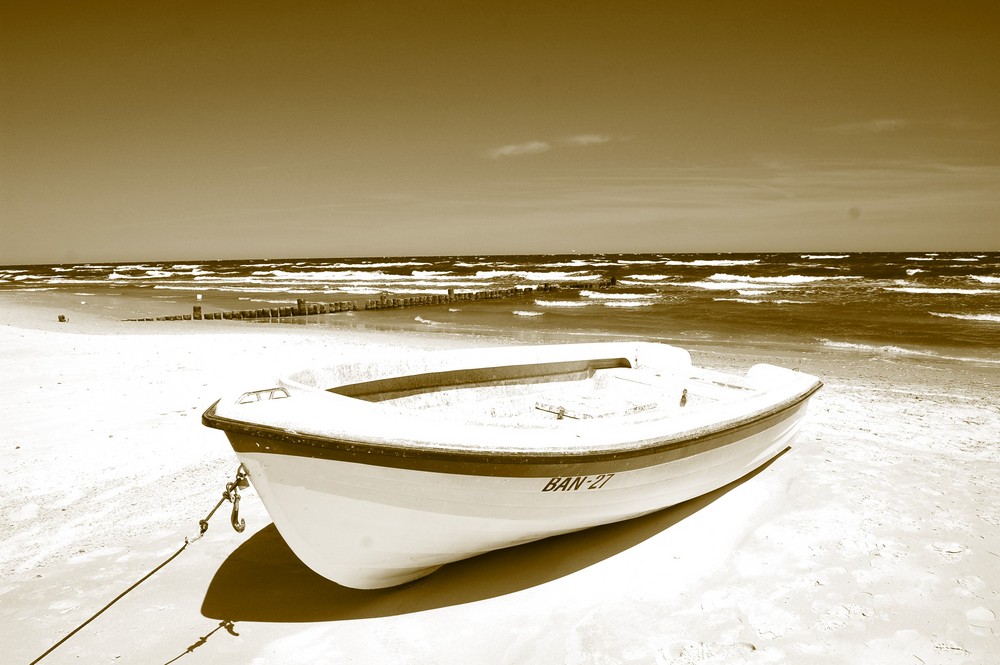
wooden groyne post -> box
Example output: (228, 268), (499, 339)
(124, 279), (615, 322)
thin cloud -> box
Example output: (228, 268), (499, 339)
(825, 119), (910, 134)
(487, 141), (551, 159)
(486, 133), (621, 159)
(563, 134), (613, 146)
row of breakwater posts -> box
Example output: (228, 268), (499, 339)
(123, 280), (616, 322)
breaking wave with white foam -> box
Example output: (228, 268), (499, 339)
(579, 290), (659, 301)
(885, 287), (993, 295)
(820, 339), (1000, 365)
(929, 312), (1000, 323)
(534, 300), (593, 308)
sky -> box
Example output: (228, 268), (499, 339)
(2, 1), (999, 264)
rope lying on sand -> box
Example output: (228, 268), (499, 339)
(29, 464), (250, 664)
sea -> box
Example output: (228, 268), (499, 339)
(2, 252), (998, 365)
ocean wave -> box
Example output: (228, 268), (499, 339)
(113, 264), (165, 272)
(622, 275), (673, 282)
(820, 339), (939, 357)
(737, 289), (776, 296)
(708, 273), (858, 285)
(684, 280), (775, 291)
(579, 290), (658, 301)
(821, 338), (1000, 365)
(43, 278), (111, 286)
(350, 261), (431, 268)
(163, 278), (497, 293)
(474, 270), (603, 282)
(413, 316), (444, 326)
(58, 263), (114, 272)
(411, 270), (454, 278)
(535, 259), (675, 269)
(109, 270), (174, 280)
(238, 267), (595, 286)
(906, 268), (925, 276)
(971, 276), (1000, 284)
(250, 269), (394, 281)
(906, 257), (935, 262)
(715, 297), (812, 305)
(285, 261), (433, 270)
(801, 254), (849, 259)
(885, 287), (994, 295)
(371, 287), (471, 295)
(337, 287), (384, 295)
(603, 300), (655, 308)
(455, 261), (518, 268)
(153, 284), (321, 295)
(534, 260), (604, 268)
(714, 297), (765, 304)
(513, 310), (544, 317)
(534, 300), (592, 308)
(13, 274), (51, 280)
(250, 264), (433, 278)
(237, 296), (299, 304)
(663, 259), (760, 267)
(929, 312), (1000, 323)
(245, 269), (478, 285)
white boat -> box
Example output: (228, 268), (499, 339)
(202, 342), (821, 589)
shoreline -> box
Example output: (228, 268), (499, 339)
(5, 288), (998, 370)
(2, 294), (998, 663)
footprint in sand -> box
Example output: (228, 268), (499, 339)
(966, 606), (996, 637)
(931, 542), (967, 562)
(814, 603), (875, 633)
(659, 641), (757, 664)
(48, 599), (81, 615)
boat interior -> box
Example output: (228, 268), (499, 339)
(312, 357), (756, 424)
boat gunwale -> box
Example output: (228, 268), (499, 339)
(201, 380), (821, 475)
(327, 357), (634, 402)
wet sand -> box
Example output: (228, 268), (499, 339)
(2, 291), (998, 664)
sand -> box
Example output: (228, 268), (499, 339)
(2, 291), (998, 664)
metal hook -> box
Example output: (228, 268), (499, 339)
(229, 491), (245, 533)
(196, 463), (251, 538)
(227, 464), (249, 533)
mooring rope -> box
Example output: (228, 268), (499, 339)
(29, 539), (191, 665)
(29, 464), (250, 664)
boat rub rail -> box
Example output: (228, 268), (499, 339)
(201, 382), (820, 477)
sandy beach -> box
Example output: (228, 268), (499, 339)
(2, 291), (998, 664)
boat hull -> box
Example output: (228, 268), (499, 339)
(223, 397), (810, 589)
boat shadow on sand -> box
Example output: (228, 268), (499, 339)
(200, 450), (786, 622)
